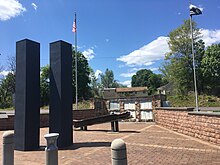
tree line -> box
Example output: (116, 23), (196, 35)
(1, 19), (220, 108)
(160, 20), (220, 96)
(0, 50), (125, 108)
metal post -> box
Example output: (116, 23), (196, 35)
(74, 12), (78, 110)
(111, 139), (127, 165)
(115, 121), (119, 132)
(190, 15), (199, 111)
(2, 131), (14, 165)
(80, 126), (87, 131)
(111, 121), (115, 132)
(44, 133), (59, 165)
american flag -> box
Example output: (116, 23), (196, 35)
(72, 18), (76, 33)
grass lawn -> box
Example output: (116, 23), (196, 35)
(0, 100), (91, 111)
(167, 94), (220, 107)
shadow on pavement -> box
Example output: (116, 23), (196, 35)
(60, 142), (111, 150)
(74, 129), (140, 134)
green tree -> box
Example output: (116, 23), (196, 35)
(131, 69), (164, 95)
(148, 74), (164, 94)
(40, 49), (93, 105)
(162, 19), (205, 95)
(194, 39), (205, 93)
(0, 55), (16, 108)
(7, 56), (16, 73)
(132, 69), (153, 87)
(40, 65), (50, 106)
(72, 49), (91, 101)
(100, 68), (120, 88)
(0, 73), (15, 108)
(201, 44), (220, 96)
(89, 68), (102, 98)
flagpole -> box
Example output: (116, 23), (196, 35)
(189, 7), (199, 112)
(74, 12), (78, 110)
(190, 15), (199, 111)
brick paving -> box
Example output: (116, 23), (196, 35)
(1, 122), (220, 165)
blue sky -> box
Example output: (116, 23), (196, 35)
(0, 0), (220, 86)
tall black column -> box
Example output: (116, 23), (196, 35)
(14, 39), (40, 151)
(49, 40), (73, 148)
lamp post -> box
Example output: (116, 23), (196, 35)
(189, 4), (202, 111)
(189, 16), (199, 111)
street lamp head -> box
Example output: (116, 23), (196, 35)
(190, 4), (202, 16)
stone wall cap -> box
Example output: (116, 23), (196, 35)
(188, 112), (220, 116)
(0, 114), (8, 118)
(155, 107), (194, 111)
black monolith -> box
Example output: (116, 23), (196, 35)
(49, 41), (73, 148)
(14, 39), (40, 151)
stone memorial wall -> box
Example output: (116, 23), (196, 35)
(154, 107), (220, 145)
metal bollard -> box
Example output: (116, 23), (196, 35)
(44, 133), (59, 165)
(80, 126), (87, 131)
(2, 131), (14, 165)
(111, 121), (115, 132)
(115, 121), (119, 132)
(111, 139), (127, 165)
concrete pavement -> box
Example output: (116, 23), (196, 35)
(0, 122), (220, 165)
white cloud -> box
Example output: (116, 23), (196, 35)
(120, 67), (158, 79)
(118, 65), (125, 68)
(130, 67), (145, 72)
(117, 28), (220, 77)
(82, 48), (95, 61)
(95, 69), (102, 79)
(120, 72), (135, 78)
(144, 62), (155, 66)
(149, 67), (159, 72)
(0, 70), (11, 76)
(200, 29), (220, 47)
(119, 80), (131, 87)
(120, 68), (144, 78)
(31, 2), (38, 11)
(117, 29), (220, 68)
(0, 0), (26, 21)
(117, 36), (169, 67)
(76, 45), (83, 49)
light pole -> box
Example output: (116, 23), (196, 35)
(189, 4), (202, 111)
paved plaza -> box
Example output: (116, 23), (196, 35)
(1, 122), (220, 165)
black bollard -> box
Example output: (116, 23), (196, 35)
(111, 121), (115, 132)
(115, 121), (119, 132)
